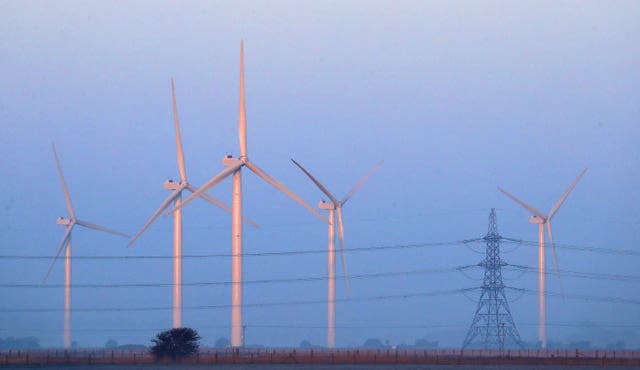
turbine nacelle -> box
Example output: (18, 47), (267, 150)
(56, 217), (72, 226)
(163, 179), (182, 190)
(529, 215), (547, 225)
(223, 156), (243, 167)
(319, 200), (335, 210)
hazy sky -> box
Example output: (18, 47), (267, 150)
(1, 1), (638, 348)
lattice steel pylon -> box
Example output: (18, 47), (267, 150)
(462, 208), (523, 350)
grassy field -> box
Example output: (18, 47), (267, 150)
(2, 348), (640, 368)
(3, 366), (640, 370)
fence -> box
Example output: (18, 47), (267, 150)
(2, 348), (640, 366)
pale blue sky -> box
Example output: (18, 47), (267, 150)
(1, 1), (639, 348)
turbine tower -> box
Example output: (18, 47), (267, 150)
(291, 159), (382, 348)
(46, 143), (129, 349)
(127, 80), (255, 328)
(178, 42), (324, 347)
(463, 208), (522, 350)
(498, 168), (586, 348)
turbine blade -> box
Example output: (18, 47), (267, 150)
(128, 188), (182, 247)
(546, 221), (565, 299)
(291, 159), (338, 204)
(185, 184), (259, 228)
(185, 183), (230, 212)
(336, 207), (350, 295)
(548, 168), (587, 220)
(238, 41), (248, 158)
(174, 163), (242, 214)
(76, 219), (129, 238)
(341, 160), (383, 205)
(51, 143), (76, 219)
(44, 225), (73, 282)
(497, 187), (545, 218)
(171, 79), (188, 183)
(245, 160), (325, 222)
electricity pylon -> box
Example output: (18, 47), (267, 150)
(463, 208), (523, 350)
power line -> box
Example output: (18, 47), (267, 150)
(0, 237), (636, 260)
(500, 237), (640, 256)
(0, 240), (467, 260)
(3, 286), (640, 314)
(0, 266), (473, 288)
(505, 287), (640, 306)
(504, 264), (640, 283)
(1, 263), (637, 289)
(0, 288), (475, 313)
(4, 322), (639, 334)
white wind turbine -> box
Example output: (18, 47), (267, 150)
(176, 42), (324, 347)
(291, 159), (382, 348)
(46, 143), (129, 349)
(498, 168), (587, 348)
(127, 80), (256, 328)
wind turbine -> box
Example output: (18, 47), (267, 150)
(127, 80), (256, 329)
(291, 159), (382, 348)
(177, 42), (324, 347)
(498, 168), (587, 348)
(46, 143), (129, 349)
